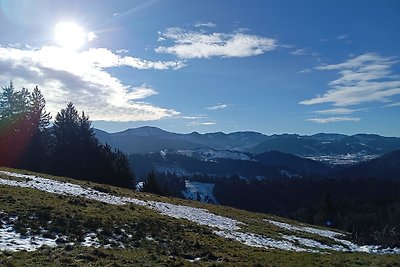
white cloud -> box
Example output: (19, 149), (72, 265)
(300, 53), (400, 106)
(194, 22), (217, 28)
(314, 108), (364, 115)
(87, 32), (98, 42)
(188, 121), (216, 126)
(206, 103), (231, 110)
(291, 49), (306, 56)
(385, 102), (400, 107)
(306, 117), (361, 124)
(116, 49), (129, 54)
(336, 34), (349, 40)
(80, 48), (185, 70)
(299, 68), (312, 74)
(0, 45), (182, 121)
(155, 27), (277, 59)
(181, 115), (206, 120)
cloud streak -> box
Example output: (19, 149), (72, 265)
(290, 49), (306, 56)
(0, 45), (183, 121)
(300, 53), (400, 106)
(313, 108), (364, 115)
(194, 22), (217, 28)
(155, 27), (277, 59)
(306, 117), (361, 124)
(385, 102), (400, 107)
(188, 121), (216, 126)
(206, 103), (231, 110)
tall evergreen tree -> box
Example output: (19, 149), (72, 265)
(20, 86), (52, 171)
(51, 102), (81, 176)
(0, 81), (15, 120)
(29, 86), (51, 131)
(50, 102), (134, 187)
(143, 172), (164, 195)
(0, 82), (31, 167)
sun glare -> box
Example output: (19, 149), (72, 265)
(54, 22), (85, 50)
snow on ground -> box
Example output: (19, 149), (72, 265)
(0, 214), (57, 252)
(305, 153), (380, 165)
(154, 163), (191, 177)
(279, 169), (302, 178)
(1, 171), (399, 254)
(266, 219), (400, 254)
(214, 231), (318, 253)
(81, 233), (100, 248)
(177, 149), (251, 161)
(182, 180), (218, 204)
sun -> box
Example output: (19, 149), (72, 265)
(54, 22), (86, 50)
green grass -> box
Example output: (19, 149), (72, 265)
(1, 168), (399, 266)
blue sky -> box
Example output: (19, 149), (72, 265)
(0, 0), (399, 136)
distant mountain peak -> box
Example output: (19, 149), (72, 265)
(120, 126), (173, 137)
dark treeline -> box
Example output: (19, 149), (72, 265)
(197, 174), (399, 247)
(0, 82), (134, 188)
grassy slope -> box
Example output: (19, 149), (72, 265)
(0, 168), (399, 266)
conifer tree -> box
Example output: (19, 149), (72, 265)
(29, 86), (51, 131)
(0, 82), (31, 166)
(20, 86), (52, 171)
(143, 172), (163, 195)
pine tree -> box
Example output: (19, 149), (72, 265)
(0, 82), (31, 167)
(50, 102), (134, 187)
(51, 102), (81, 176)
(20, 86), (52, 171)
(29, 86), (51, 131)
(0, 81), (15, 120)
(143, 172), (163, 195)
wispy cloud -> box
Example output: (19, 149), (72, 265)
(299, 68), (312, 74)
(87, 32), (98, 42)
(155, 27), (277, 59)
(290, 49), (306, 56)
(206, 103), (231, 110)
(181, 115), (206, 120)
(336, 34), (349, 40)
(314, 108), (364, 115)
(81, 47), (185, 70)
(188, 121), (216, 126)
(306, 117), (361, 124)
(384, 102), (400, 107)
(300, 53), (400, 106)
(0, 45), (182, 121)
(194, 22), (217, 28)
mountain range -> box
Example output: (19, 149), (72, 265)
(95, 126), (400, 164)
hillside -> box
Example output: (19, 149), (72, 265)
(338, 150), (400, 180)
(253, 150), (333, 176)
(1, 169), (400, 266)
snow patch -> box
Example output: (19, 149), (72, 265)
(0, 215), (57, 252)
(182, 181), (218, 204)
(266, 219), (400, 254)
(177, 149), (251, 161)
(305, 153), (381, 165)
(154, 164), (190, 177)
(279, 169), (302, 178)
(214, 230), (318, 253)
